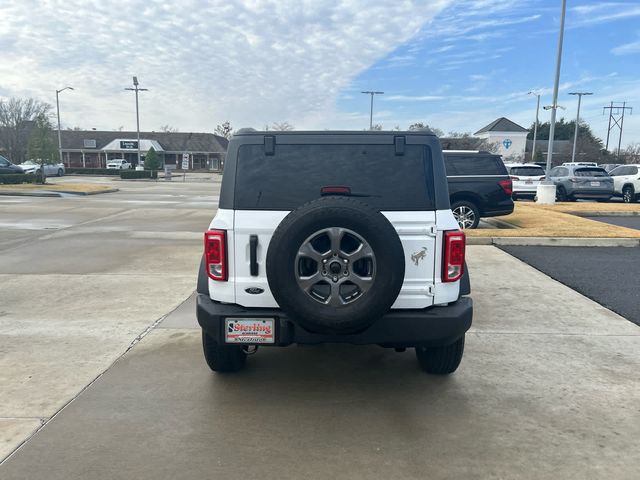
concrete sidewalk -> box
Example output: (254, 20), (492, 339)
(2, 246), (639, 479)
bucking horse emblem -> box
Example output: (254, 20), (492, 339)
(411, 247), (428, 266)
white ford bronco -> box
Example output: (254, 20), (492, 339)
(197, 131), (472, 374)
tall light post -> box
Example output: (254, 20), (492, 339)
(568, 92), (593, 162)
(544, 0), (567, 174)
(56, 86), (74, 167)
(528, 91), (541, 162)
(125, 76), (148, 167)
(361, 91), (384, 130)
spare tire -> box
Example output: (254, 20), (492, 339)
(266, 196), (405, 334)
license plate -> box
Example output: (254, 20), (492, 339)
(590, 181), (600, 186)
(225, 318), (275, 344)
(525, 180), (533, 184)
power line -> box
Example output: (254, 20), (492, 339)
(603, 101), (632, 158)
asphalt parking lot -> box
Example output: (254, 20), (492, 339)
(500, 245), (640, 326)
(590, 215), (640, 230)
(1, 177), (639, 479)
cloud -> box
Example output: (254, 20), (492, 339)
(384, 95), (446, 102)
(571, 3), (640, 26)
(0, 0), (452, 131)
(611, 39), (640, 55)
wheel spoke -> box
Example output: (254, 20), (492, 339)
(298, 272), (323, 291)
(349, 274), (373, 292)
(327, 227), (344, 255)
(327, 282), (345, 306)
(297, 242), (323, 262)
(345, 243), (373, 262)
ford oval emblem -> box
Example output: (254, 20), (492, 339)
(245, 287), (264, 295)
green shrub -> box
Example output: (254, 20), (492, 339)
(66, 168), (121, 175)
(144, 147), (161, 171)
(0, 173), (37, 185)
(120, 170), (158, 180)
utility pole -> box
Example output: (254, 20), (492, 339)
(545, 0), (567, 173)
(568, 92), (593, 162)
(603, 102), (633, 158)
(528, 91), (541, 162)
(55, 86), (74, 167)
(125, 76), (148, 167)
(361, 91), (384, 130)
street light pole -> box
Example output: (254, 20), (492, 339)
(361, 91), (384, 130)
(545, 0), (567, 173)
(125, 76), (148, 167)
(55, 86), (74, 167)
(569, 92), (593, 163)
(528, 91), (541, 162)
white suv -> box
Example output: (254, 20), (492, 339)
(609, 164), (640, 203)
(197, 131), (472, 374)
(106, 159), (131, 170)
(505, 163), (546, 199)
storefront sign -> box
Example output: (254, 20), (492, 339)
(182, 153), (190, 170)
(120, 141), (138, 149)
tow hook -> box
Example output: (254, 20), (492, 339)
(243, 345), (259, 355)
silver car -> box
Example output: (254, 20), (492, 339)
(19, 160), (65, 176)
(547, 165), (613, 202)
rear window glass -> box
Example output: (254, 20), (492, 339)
(234, 144), (433, 211)
(574, 168), (608, 177)
(510, 166), (544, 176)
(444, 155), (506, 176)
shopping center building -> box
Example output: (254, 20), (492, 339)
(58, 130), (228, 170)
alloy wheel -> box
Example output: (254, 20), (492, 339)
(295, 227), (376, 306)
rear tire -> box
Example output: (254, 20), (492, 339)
(623, 186), (635, 203)
(415, 336), (465, 374)
(202, 330), (246, 372)
(451, 201), (480, 229)
(556, 186), (568, 202)
(57, 168), (63, 177)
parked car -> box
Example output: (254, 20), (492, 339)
(547, 165), (614, 201)
(18, 160), (65, 176)
(106, 159), (132, 170)
(0, 155), (24, 174)
(609, 164), (640, 203)
(562, 162), (598, 167)
(599, 163), (622, 173)
(443, 150), (514, 229)
(197, 130), (472, 374)
(504, 163), (546, 200)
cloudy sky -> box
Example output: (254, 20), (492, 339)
(1, 0), (639, 146)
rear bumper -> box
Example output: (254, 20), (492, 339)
(566, 188), (613, 199)
(197, 294), (473, 347)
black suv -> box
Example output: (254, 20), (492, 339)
(444, 150), (514, 229)
(0, 155), (24, 174)
(197, 131), (472, 375)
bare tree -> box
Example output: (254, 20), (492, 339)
(408, 123), (444, 137)
(370, 123), (382, 131)
(621, 142), (640, 164)
(0, 98), (52, 163)
(270, 121), (294, 131)
(215, 121), (233, 139)
(160, 124), (179, 133)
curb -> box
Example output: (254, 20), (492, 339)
(574, 212), (640, 217)
(467, 236), (640, 247)
(0, 188), (118, 197)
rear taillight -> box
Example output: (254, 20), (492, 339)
(499, 179), (513, 196)
(443, 230), (465, 283)
(510, 176), (520, 181)
(204, 230), (227, 281)
(539, 176), (545, 180)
